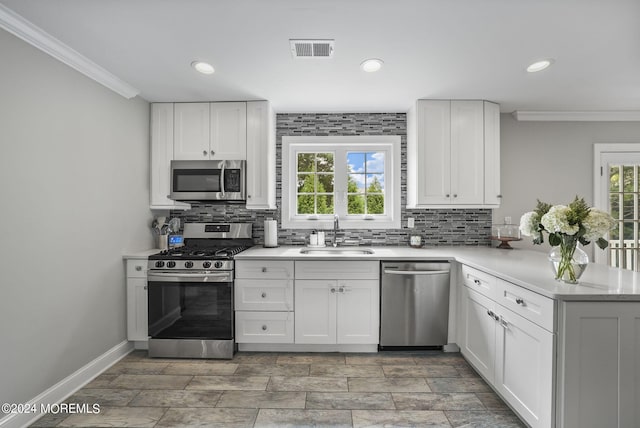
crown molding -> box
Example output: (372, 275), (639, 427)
(0, 4), (140, 99)
(512, 110), (640, 122)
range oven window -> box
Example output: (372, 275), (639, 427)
(147, 281), (232, 340)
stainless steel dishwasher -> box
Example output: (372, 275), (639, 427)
(380, 261), (450, 349)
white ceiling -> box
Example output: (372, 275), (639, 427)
(1, 0), (639, 113)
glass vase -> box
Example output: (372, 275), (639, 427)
(548, 239), (589, 284)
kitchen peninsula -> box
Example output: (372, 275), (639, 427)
(236, 246), (640, 428)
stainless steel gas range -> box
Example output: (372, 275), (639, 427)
(146, 223), (252, 359)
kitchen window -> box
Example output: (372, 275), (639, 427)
(282, 136), (401, 229)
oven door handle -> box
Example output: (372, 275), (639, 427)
(148, 272), (232, 282)
(220, 162), (226, 194)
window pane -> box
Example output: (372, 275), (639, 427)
(348, 194), (365, 214)
(623, 194), (634, 219)
(297, 153), (315, 172)
(623, 166), (634, 192)
(367, 194), (385, 214)
(610, 194), (620, 220)
(317, 195), (334, 214)
(317, 174), (334, 193)
(297, 174), (315, 193)
(610, 166), (620, 193)
(348, 174), (365, 193)
(347, 152), (365, 173)
(297, 195), (315, 214)
(316, 153), (334, 172)
(367, 174), (385, 192)
(366, 152), (385, 173)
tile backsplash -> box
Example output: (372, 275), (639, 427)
(171, 113), (492, 247)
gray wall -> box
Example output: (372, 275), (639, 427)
(0, 29), (151, 405)
(495, 114), (640, 252)
(175, 113), (492, 246)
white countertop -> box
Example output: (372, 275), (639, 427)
(122, 249), (160, 259)
(236, 245), (640, 301)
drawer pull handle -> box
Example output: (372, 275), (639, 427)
(500, 317), (509, 329)
(261, 292), (267, 298)
(262, 325), (267, 331)
(135, 266), (143, 271)
(487, 310), (499, 321)
(262, 267), (267, 273)
(474, 279), (481, 285)
(515, 297), (524, 305)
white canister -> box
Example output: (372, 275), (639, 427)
(317, 231), (325, 246)
(264, 219), (278, 248)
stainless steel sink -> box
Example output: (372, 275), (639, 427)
(299, 247), (375, 255)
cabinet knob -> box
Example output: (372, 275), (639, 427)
(338, 287), (344, 293)
(474, 279), (481, 285)
(261, 292), (267, 298)
(144, 286), (147, 290)
(262, 325), (268, 331)
(135, 265), (142, 271)
(445, 194), (450, 198)
(211, 150), (215, 156)
(247, 195), (251, 199)
(262, 267), (267, 273)
(203, 150), (207, 156)
(497, 194), (503, 198)
(515, 297), (524, 305)
(500, 317), (509, 329)
(330, 288), (336, 293)
(453, 194), (458, 198)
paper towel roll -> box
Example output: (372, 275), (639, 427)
(264, 219), (278, 247)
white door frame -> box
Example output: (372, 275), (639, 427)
(593, 143), (640, 265)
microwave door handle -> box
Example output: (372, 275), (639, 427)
(220, 163), (226, 194)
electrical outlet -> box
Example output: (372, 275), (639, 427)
(505, 216), (512, 224)
(407, 217), (415, 228)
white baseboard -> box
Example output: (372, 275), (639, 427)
(238, 343), (378, 353)
(0, 340), (133, 428)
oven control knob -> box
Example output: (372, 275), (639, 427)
(185, 261), (194, 268)
(155, 261), (165, 268)
(214, 261), (224, 269)
(202, 261), (212, 269)
(167, 261), (176, 268)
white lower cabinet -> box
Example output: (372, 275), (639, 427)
(495, 305), (554, 428)
(235, 311), (294, 344)
(294, 280), (337, 344)
(235, 260), (294, 344)
(461, 286), (495, 380)
(126, 258), (148, 341)
(295, 261), (380, 345)
(460, 264), (554, 428)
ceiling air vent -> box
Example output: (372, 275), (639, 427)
(290, 39), (335, 59)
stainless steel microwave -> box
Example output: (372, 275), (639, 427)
(169, 160), (245, 201)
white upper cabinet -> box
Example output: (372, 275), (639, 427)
(174, 102), (247, 161)
(246, 101), (276, 209)
(174, 103), (210, 160)
(407, 99), (500, 208)
(150, 103), (190, 210)
(210, 102), (247, 159)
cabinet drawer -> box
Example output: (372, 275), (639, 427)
(126, 259), (148, 278)
(461, 265), (495, 299)
(235, 260), (294, 279)
(235, 279), (293, 311)
(496, 279), (555, 332)
(235, 311), (294, 343)
(295, 261), (379, 280)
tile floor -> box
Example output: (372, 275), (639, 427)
(31, 351), (525, 427)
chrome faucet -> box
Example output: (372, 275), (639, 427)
(332, 214), (340, 247)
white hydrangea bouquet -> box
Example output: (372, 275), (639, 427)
(520, 197), (615, 283)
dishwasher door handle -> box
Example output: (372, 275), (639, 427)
(383, 270), (450, 275)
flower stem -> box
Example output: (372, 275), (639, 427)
(556, 237), (577, 283)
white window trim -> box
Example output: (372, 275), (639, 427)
(282, 135), (401, 229)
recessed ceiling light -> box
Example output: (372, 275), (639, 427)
(526, 59), (554, 73)
(191, 61), (215, 75)
(360, 58), (384, 73)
